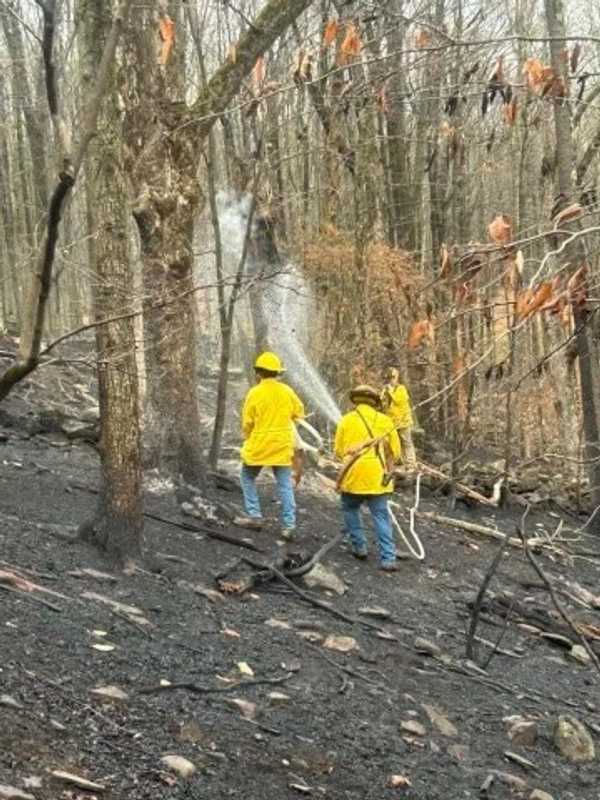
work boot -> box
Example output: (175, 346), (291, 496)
(281, 527), (296, 541)
(379, 562), (400, 573)
(351, 548), (368, 561)
(233, 515), (263, 531)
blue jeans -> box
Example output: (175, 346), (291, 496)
(240, 465), (296, 528)
(341, 493), (396, 566)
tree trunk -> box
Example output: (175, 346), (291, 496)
(544, 0), (600, 528)
(80, 0), (143, 565)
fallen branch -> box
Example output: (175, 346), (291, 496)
(418, 511), (533, 548)
(139, 673), (292, 695)
(417, 462), (501, 507)
(0, 582), (62, 612)
(242, 557), (394, 637)
(517, 521), (600, 675)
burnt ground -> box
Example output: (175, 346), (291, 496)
(1, 423), (600, 799)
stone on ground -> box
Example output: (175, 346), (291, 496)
(89, 685), (129, 703)
(303, 563), (347, 595)
(0, 786), (35, 800)
(568, 644), (590, 665)
(400, 720), (426, 737)
(160, 755), (196, 778)
(414, 637), (441, 657)
(421, 704), (458, 737)
(506, 718), (538, 748)
(529, 790), (554, 800)
(554, 715), (595, 762)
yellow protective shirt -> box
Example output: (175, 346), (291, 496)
(334, 404), (401, 495)
(240, 378), (305, 467)
(383, 383), (413, 429)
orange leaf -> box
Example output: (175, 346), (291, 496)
(376, 85), (389, 114)
(158, 14), (175, 65)
(340, 22), (362, 63)
(553, 202), (583, 229)
(515, 288), (533, 320)
(519, 282), (553, 319)
(488, 214), (513, 245)
(503, 97), (518, 125)
(567, 264), (588, 306)
(408, 320), (434, 348)
(440, 244), (451, 278)
(323, 18), (339, 46)
(415, 30), (432, 48)
(523, 58), (553, 93)
(253, 55), (266, 90)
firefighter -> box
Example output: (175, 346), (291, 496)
(334, 385), (402, 571)
(234, 352), (305, 540)
(381, 367), (417, 471)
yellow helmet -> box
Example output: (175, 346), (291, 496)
(254, 351), (285, 373)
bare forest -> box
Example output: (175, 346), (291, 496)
(2, 1), (600, 798)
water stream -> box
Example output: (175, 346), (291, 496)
(262, 267), (342, 424)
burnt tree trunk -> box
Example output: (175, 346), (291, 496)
(80, 0), (143, 565)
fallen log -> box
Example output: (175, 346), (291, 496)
(416, 463), (503, 507)
(417, 511), (524, 547)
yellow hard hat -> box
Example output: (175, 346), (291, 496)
(254, 351), (285, 373)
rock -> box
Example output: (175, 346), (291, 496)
(507, 719), (538, 748)
(492, 771), (528, 792)
(568, 645), (591, 665)
(303, 563), (347, 595)
(323, 635), (358, 653)
(0, 695), (23, 710)
(400, 720), (426, 737)
(160, 755), (196, 778)
(265, 618), (291, 630)
(447, 744), (469, 763)
(421, 704), (458, 737)
(359, 606), (391, 619)
(554, 715), (595, 762)
(529, 791), (554, 800)
(89, 685), (129, 704)
(225, 698), (256, 720)
(50, 771), (106, 792)
(268, 692), (290, 705)
(0, 787), (35, 800)
(414, 637), (441, 657)
(281, 658), (301, 672)
(296, 631), (323, 643)
(21, 778), (41, 790)
(388, 774), (411, 789)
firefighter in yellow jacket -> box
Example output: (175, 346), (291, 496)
(381, 368), (417, 470)
(334, 385), (402, 571)
(234, 352), (305, 540)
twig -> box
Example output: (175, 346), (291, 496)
(0, 582), (62, 612)
(306, 642), (388, 690)
(517, 513), (600, 675)
(284, 532), (343, 577)
(139, 673), (292, 695)
(242, 557), (394, 637)
(466, 537), (510, 662)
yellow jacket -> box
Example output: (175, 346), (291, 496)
(241, 378), (305, 466)
(382, 384), (413, 428)
(334, 404), (401, 494)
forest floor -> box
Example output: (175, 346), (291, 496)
(1, 404), (600, 799)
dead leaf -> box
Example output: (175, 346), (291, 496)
(339, 21), (362, 64)
(158, 14), (175, 66)
(553, 202), (583, 228)
(440, 120), (455, 137)
(323, 635), (358, 653)
(253, 55), (266, 91)
(503, 97), (518, 125)
(375, 85), (389, 114)
(440, 244), (451, 278)
(415, 29), (431, 48)
(323, 18), (338, 46)
(237, 661), (254, 677)
(408, 319), (435, 348)
(292, 49), (312, 84)
(227, 43), (237, 64)
(225, 697), (256, 719)
(222, 628), (240, 639)
(389, 774), (412, 789)
(488, 214), (513, 245)
(566, 264), (588, 306)
(523, 58), (553, 93)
